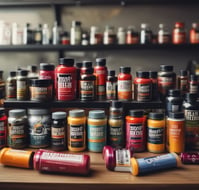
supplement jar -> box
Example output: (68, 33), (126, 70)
(39, 63), (55, 80)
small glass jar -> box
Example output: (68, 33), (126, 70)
(126, 26), (139, 44)
(117, 27), (126, 45)
(90, 26), (103, 45)
(70, 21), (82, 45)
(172, 22), (186, 44)
(103, 25), (116, 45)
(190, 22), (199, 44)
(158, 24), (171, 44)
(140, 23), (153, 44)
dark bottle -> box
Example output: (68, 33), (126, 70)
(80, 67), (96, 101)
(158, 65), (176, 101)
(6, 71), (17, 100)
(75, 62), (82, 99)
(189, 74), (199, 96)
(0, 71), (5, 99)
(106, 70), (117, 100)
(183, 93), (199, 150)
(166, 89), (183, 115)
(149, 71), (159, 100)
(34, 24), (42, 44)
(177, 70), (189, 96)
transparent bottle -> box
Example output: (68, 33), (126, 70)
(103, 25), (116, 45)
(52, 21), (60, 45)
(158, 24), (171, 44)
(117, 27), (126, 45)
(34, 24), (42, 44)
(42, 24), (50, 45)
(70, 21), (82, 45)
(140, 23), (153, 44)
(90, 26), (103, 45)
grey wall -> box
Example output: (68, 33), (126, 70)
(0, 4), (198, 78)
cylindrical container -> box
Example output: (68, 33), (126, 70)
(28, 109), (51, 148)
(180, 152), (199, 164)
(68, 109), (86, 152)
(106, 70), (117, 100)
(189, 74), (199, 95)
(130, 153), (181, 176)
(16, 70), (29, 100)
(42, 23), (50, 45)
(140, 23), (153, 44)
(183, 93), (199, 150)
(177, 70), (189, 96)
(147, 112), (165, 153)
(0, 70), (5, 99)
(126, 110), (146, 152)
(158, 65), (176, 101)
(0, 148), (34, 168)
(80, 67), (96, 101)
(0, 108), (7, 149)
(51, 111), (67, 151)
(190, 23), (199, 44)
(55, 58), (77, 101)
(117, 27), (126, 45)
(103, 25), (116, 45)
(167, 112), (185, 154)
(70, 21), (82, 45)
(103, 145), (133, 172)
(94, 58), (107, 100)
(33, 149), (90, 175)
(6, 71), (17, 100)
(87, 110), (107, 152)
(8, 109), (27, 149)
(29, 79), (53, 101)
(75, 62), (82, 99)
(158, 24), (171, 44)
(108, 101), (124, 148)
(134, 71), (152, 102)
(118, 67), (132, 101)
(39, 63), (55, 80)
(126, 26), (139, 44)
(172, 22), (186, 44)
(90, 26), (103, 45)
(166, 89), (183, 115)
(149, 71), (159, 100)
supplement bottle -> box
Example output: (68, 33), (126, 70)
(172, 22), (186, 44)
(75, 62), (82, 99)
(70, 21), (82, 45)
(8, 109), (27, 149)
(94, 58), (107, 100)
(126, 26), (139, 44)
(167, 112), (185, 154)
(42, 24), (50, 45)
(108, 101), (124, 148)
(158, 65), (176, 101)
(34, 24), (42, 44)
(134, 71), (152, 102)
(147, 112), (165, 153)
(6, 71), (17, 100)
(149, 71), (159, 100)
(188, 74), (199, 96)
(118, 66), (132, 101)
(90, 26), (103, 45)
(177, 70), (189, 96)
(140, 23), (153, 44)
(55, 58), (77, 101)
(0, 108), (7, 149)
(28, 109), (51, 148)
(106, 70), (117, 100)
(183, 93), (199, 150)
(51, 111), (67, 151)
(126, 110), (146, 152)
(117, 27), (126, 45)
(87, 110), (107, 152)
(52, 21), (60, 45)
(158, 24), (171, 44)
(190, 22), (199, 44)
(180, 152), (199, 164)
(68, 109), (86, 152)
(103, 25), (116, 45)
(0, 71), (6, 99)
(39, 63), (55, 80)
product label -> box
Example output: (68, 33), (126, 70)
(189, 83), (198, 94)
(31, 87), (51, 101)
(17, 80), (28, 100)
(80, 80), (95, 100)
(148, 127), (164, 144)
(69, 124), (85, 148)
(158, 76), (175, 96)
(51, 125), (65, 148)
(0, 120), (6, 148)
(106, 81), (117, 100)
(118, 80), (132, 100)
(7, 82), (16, 99)
(97, 85), (106, 98)
(87, 123), (106, 152)
(173, 33), (186, 44)
(179, 79), (188, 92)
(135, 83), (151, 101)
(167, 103), (181, 113)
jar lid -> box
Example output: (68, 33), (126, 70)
(160, 65), (173, 72)
(136, 71), (149, 78)
(96, 58), (106, 66)
(180, 70), (188, 76)
(129, 110), (144, 117)
(88, 110), (105, 119)
(69, 109), (85, 117)
(168, 112), (184, 119)
(75, 62), (83, 69)
(59, 58), (74, 67)
(82, 61), (92, 68)
(149, 71), (157, 79)
(9, 71), (16, 77)
(108, 70), (115, 76)
(168, 89), (181, 97)
(52, 111), (67, 119)
(17, 69), (28, 76)
(148, 112), (164, 120)
(28, 109), (49, 115)
(102, 145), (116, 171)
(175, 22), (185, 28)
(110, 100), (122, 108)
(40, 63), (55, 71)
(119, 66), (131, 74)
(30, 79), (52, 87)
(9, 109), (26, 117)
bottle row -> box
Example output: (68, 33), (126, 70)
(3, 57), (199, 102)
(0, 20), (199, 45)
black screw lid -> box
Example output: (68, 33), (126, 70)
(30, 79), (53, 86)
(160, 65), (173, 72)
(180, 70), (188, 76)
(129, 110), (144, 117)
(17, 70), (28, 76)
(108, 70), (116, 76)
(96, 58), (106, 66)
(168, 89), (181, 97)
(40, 63), (55, 71)
(75, 62), (83, 69)
(168, 112), (184, 119)
(148, 112), (164, 120)
(136, 71), (149, 78)
(149, 71), (157, 79)
(9, 71), (16, 77)
(72, 21), (81, 27)
(82, 61), (93, 68)
(190, 74), (198, 81)
(120, 66), (131, 74)
(59, 58), (74, 67)
(111, 100), (122, 108)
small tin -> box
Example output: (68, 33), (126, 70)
(0, 147), (34, 168)
(33, 149), (90, 175)
(180, 152), (199, 164)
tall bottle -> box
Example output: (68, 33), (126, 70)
(52, 21), (60, 45)
(34, 24), (42, 44)
(42, 24), (50, 45)
(70, 21), (82, 45)
(6, 71), (17, 100)
(23, 23), (32, 45)
(106, 70), (117, 100)
(177, 70), (189, 96)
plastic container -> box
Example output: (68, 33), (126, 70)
(190, 22), (199, 44)
(149, 71), (159, 100)
(140, 23), (153, 44)
(106, 70), (117, 100)
(172, 22), (186, 44)
(70, 21), (82, 45)
(6, 71), (17, 100)
(177, 70), (189, 96)
(188, 74), (199, 95)
(39, 63), (55, 80)
(180, 152), (199, 164)
(0, 108), (7, 149)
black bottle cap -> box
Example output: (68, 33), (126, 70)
(9, 71), (16, 77)
(120, 66), (131, 74)
(168, 89), (181, 97)
(129, 110), (144, 117)
(17, 70), (28, 76)
(180, 70), (188, 76)
(82, 61), (92, 68)
(72, 20), (81, 26)
(108, 70), (116, 76)
(59, 58), (74, 67)
(160, 65), (173, 72)
(111, 100), (122, 108)
(148, 112), (164, 120)
(190, 74), (198, 81)
(83, 67), (94, 74)
(136, 71), (149, 78)
(184, 93), (197, 102)
(75, 62), (83, 69)
(40, 63), (55, 71)
(96, 58), (106, 66)
(30, 79), (53, 87)
(149, 71), (157, 79)
(168, 112), (184, 119)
